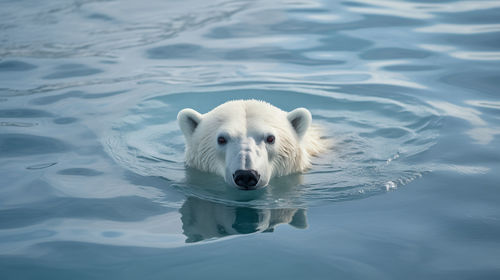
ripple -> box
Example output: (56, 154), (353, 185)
(0, 109), (52, 118)
(0, 60), (37, 71)
(53, 117), (78, 124)
(26, 162), (58, 170)
(105, 88), (440, 208)
(57, 168), (104, 176)
(147, 44), (343, 66)
(383, 64), (440, 72)
(0, 196), (168, 229)
(42, 64), (103, 80)
(147, 44), (203, 59)
(346, 0), (500, 19)
(360, 127), (411, 139)
(0, 133), (69, 157)
(360, 47), (432, 60)
(0, 122), (37, 127)
(450, 51), (500, 61)
(31, 90), (127, 105)
(416, 23), (500, 34)
(86, 13), (114, 22)
(0, 0), (251, 59)
(439, 71), (500, 96)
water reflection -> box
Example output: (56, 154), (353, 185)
(178, 166), (308, 243)
(180, 196), (307, 243)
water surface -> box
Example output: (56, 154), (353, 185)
(1, 0), (500, 279)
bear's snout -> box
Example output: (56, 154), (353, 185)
(233, 170), (260, 190)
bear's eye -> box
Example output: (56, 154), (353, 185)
(266, 135), (275, 144)
(217, 136), (227, 145)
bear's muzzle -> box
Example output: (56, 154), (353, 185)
(233, 169), (260, 190)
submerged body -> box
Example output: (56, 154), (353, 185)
(177, 100), (326, 189)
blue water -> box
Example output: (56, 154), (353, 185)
(1, 0), (500, 279)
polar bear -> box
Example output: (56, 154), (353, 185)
(177, 100), (325, 190)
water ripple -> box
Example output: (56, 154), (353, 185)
(1, 0), (499, 265)
(105, 88), (440, 208)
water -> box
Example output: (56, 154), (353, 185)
(1, 0), (500, 279)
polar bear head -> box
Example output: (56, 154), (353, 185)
(177, 100), (323, 190)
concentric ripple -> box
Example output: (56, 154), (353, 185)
(105, 87), (440, 208)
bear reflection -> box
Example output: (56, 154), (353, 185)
(179, 196), (307, 243)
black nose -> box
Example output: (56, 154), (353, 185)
(233, 170), (260, 189)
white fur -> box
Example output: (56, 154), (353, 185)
(177, 100), (326, 188)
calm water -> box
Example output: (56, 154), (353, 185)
(1, 0), (500, 279)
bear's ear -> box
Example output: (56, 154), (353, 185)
(289, 209), (307, 229)
(287, 108), (312, 139)
(177, 108), (203, 138)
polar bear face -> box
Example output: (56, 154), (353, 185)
(177, 100), (317, 190)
